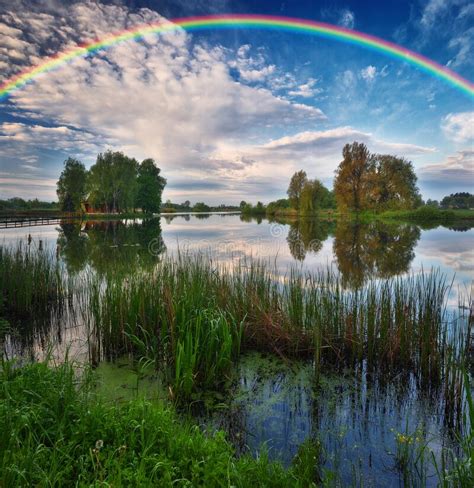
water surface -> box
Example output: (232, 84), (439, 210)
(1, 214), (472, 486)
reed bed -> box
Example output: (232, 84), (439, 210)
(0, 245), (471, 404)
(0, 244), (68, 319)
(81, 253), (470, 402)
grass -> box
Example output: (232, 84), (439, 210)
(1, 242), (472, 486)
(381, 207), (457, 222)
(1, 244), (470, 403)
(264, 206), (474, 224)
(0, 244), (68, 323)
(0, 358), (321, 487)
(1, 243), (467, 404)
(87, 256), (469, 391)
(1, 358), (472, 487)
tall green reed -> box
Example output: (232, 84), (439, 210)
(1, 245), (470, 404)
(0, 244), (68, 320)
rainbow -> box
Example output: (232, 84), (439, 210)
(1, 14), (473, 100)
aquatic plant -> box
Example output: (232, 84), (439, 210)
(0, 244), (68, 320)
(434, 368), (474, 487)
(1, 245), (470, 404)
(0, 359), (318, 487)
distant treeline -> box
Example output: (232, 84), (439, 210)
(426, 192), (474, 210)
(161, 200), (239, 213)
(242, 141), (472, 217)
(0, 198), (58, 212)
(4, 141), (472, 217)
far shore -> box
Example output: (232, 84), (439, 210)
(1, 207), (473, 224)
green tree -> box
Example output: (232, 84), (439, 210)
(372, 155), (421, 210)
(334, 142), (374, 211)
(266, 198), (290, 215)
(136, 158), (166, 214)
(441, 192), (474, 209)
(87, 151), (139, 213)
(255, 201), (265, 213)
(193, 202), (210, 212)
(56, 158), (87, 212)
(287, 170), (308, 210)
(300, 179), (333, 214)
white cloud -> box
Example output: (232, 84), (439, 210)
(340, 70), (356, 90)
(321, 7), (355, 30)
(0, 1), (328, 202)
(238, 64), (276, 82)
(228, 44), (277, 82)
(338, 9), (355, 29)
(411, 0), (474, 68)
(458, 3), (474, 19)
(420, 0), (451, 29)
(420, 149), (474, 183)
(441, 112), (474, 143)
(0, 121), (105, 154)
(359, 65), (389, 84)
(288, 78), (321, 98)
(360, 65), (377, 82)
(0, 1), (187, 82)
(0, 174), (57, 199)
(447, 26), (474, 67)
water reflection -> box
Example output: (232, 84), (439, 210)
(206, 352), (444, 486)
(53, 217), (467, 291)
(240, 214), (263, 224)
(285, 219), (334, 261)
(57, 218), (165, 274)
(333, 220), (420, 287)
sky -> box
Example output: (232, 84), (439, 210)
(0, 0), (473, 204)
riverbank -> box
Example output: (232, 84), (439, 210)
(0, 360), (313, 487)
(1, 237), (472, 486)
(1, 320), (472, 487)
(244, 206), (474, 224)
(1, 246), (469, 398)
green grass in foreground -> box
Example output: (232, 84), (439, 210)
(1, 360), (473, 487)
(0, 360), (320, 487)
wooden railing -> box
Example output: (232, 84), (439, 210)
(0, 212), (81, 229)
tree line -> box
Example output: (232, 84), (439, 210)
(162, 200), (240, 213)
(4, 140), (471, 216)
(426, 192), (474, 210)
(243, 141), (425, 215)
(56, 151), (166, 214)
(289, 142), (422, 213)
(0, 198), (58, 212)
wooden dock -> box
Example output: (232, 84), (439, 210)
(0, 213), (80, 229)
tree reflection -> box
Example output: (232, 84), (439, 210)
(240, 214), (263, 224)
(56, 221), (90, 273)
(333, 220), (420, 287)
(57, 218), (165, 274)
(286, 219), (334, 261)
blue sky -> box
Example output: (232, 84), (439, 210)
(0, 0), (472, 204)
